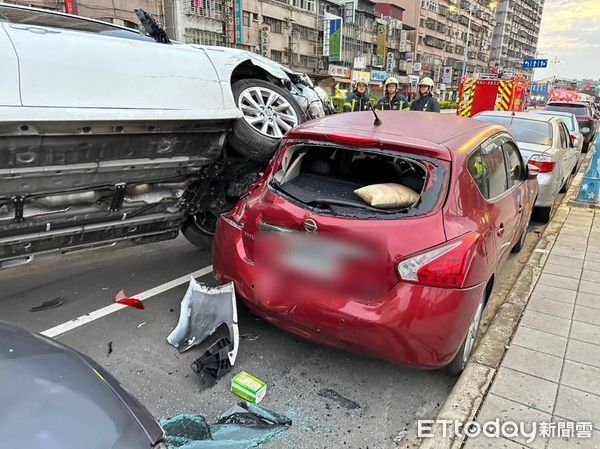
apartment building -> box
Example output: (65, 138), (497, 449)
(416, 0), (497, 100)
(491, 0), (544, 73)
(163, 0), (416, 80)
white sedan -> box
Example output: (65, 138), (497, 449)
(474, 112), (579, 223)
(0, 4), (325, 266)
(529, 110), (585, 155)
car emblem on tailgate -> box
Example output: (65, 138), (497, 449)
(303, 218), (318, 233)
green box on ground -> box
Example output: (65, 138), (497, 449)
(231, 371), (267, 404)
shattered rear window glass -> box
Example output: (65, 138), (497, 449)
(271, 145), (448, 219)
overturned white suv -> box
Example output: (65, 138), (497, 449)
(0, 5), (325, 266)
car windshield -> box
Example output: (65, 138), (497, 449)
(0, 6), (153, 42)
(476, 116), (552, 146)
(545, 104), (589, 117)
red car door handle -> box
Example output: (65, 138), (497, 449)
(497, 224), (505, 237)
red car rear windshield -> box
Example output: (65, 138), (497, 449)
(270, 144), (449, 219)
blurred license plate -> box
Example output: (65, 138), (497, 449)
(257, 232), (370, 280)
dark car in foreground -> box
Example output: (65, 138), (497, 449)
(0, 322), (165, 449)
(212, 112), (538, 374)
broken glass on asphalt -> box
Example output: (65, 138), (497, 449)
(167, 278), (239, 365)
(160, 402), (291, 449)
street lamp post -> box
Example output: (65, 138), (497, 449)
(461, 4), (476, 79)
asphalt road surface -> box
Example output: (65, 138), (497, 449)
(0, 217), (548, 449)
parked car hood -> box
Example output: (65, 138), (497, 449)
(0, 322), (164, 449)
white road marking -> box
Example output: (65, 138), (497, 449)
(41, 265), (213, 338)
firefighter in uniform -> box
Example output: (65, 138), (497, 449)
(375, 77), (408, 111)
(409, 77), (441, 112)
(343, 80), (371, 112)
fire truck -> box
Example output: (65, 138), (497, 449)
(456, 74), (530, 118)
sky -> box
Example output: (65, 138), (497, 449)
(534, 0), (600, 80)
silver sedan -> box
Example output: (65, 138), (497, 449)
(474, 112), (579, 223)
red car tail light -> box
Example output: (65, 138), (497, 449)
(570, 134), (577, 142)
(528, 154), (556, 173)
(397, 233), (479, 288)
(325, 133), (380, 146)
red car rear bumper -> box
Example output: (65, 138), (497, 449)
(212, 216), (486, 369)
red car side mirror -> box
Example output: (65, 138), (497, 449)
(527, 163), (540, 179)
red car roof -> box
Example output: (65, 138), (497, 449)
(285, 111), (503, 163)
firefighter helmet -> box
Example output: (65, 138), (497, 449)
(418, 77), (435, 87)
(385, 77), (399, 86)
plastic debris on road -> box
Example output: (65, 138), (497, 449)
(167, 278), (239, 365)
(160, 402), (291, 449)
(190, 338), (233, 385)
(114, 289), (144, 309)
(28, 297), (64, 312)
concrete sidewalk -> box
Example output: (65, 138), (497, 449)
(464, 207), (600, 448)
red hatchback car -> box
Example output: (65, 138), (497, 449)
(213, 111), (538, 373)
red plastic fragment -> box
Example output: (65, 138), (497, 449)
(115, 289), (144, 310)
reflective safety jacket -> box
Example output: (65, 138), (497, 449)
(409, 94), (441, 112)
(375, 93), (408, 111)
(343, 92), (371, 112)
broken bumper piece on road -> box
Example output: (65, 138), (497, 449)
(167, 278), (239, 365)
